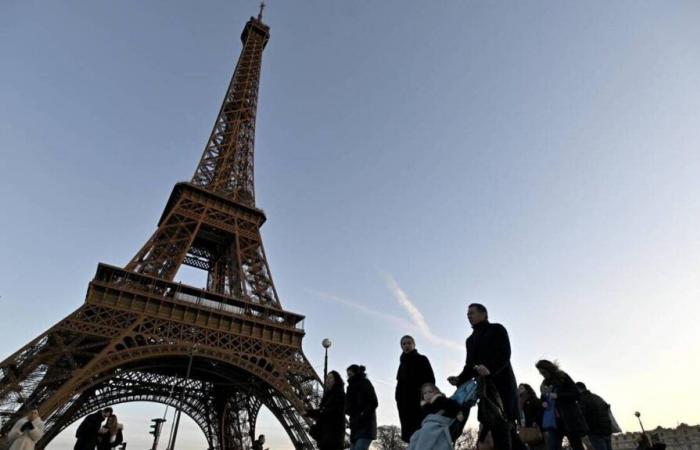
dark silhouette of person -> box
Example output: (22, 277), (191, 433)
(448, 303), (522, 450)
(307, 370), (346, 450)
(74, 408), (112, 450)
(345, 364), (378, 450)
(576, 382), (613, 450)
(251, 434), (267, 450)
(536, 360), (588, 450)
(96, 415), (123, 450)
(395, 335), (435, 442)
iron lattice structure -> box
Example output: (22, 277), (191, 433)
(0, 13), (321, 450)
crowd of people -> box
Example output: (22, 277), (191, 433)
(2, 407), (123, 450)
(3, 302), (620, 450)
(306, 303), (621, 450)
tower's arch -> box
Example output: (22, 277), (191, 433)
(0, 8), (323, 450)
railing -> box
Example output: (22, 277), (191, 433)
(91, 264), (305, 331)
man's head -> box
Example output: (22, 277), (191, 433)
(575, 382), (587, 393)
(101, 407), (113, 418)
(257, 435), (265, 443)
(467, 303), (488, 327)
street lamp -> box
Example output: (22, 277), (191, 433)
(635, 411), (646, 434)
(322, 338), (332, 387)
(635, 411), (651, 447)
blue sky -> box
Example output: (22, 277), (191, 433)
(2, 1), (700, 449)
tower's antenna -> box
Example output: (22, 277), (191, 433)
(257, 1), (265, 20)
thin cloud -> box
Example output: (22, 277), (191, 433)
(310, 290), (418, 332)
(382, 274), (463, 351)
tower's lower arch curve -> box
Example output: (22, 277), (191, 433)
(37, 346), (320, 450)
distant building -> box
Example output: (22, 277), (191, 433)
(612, 424), (700, 450)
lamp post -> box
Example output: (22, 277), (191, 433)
(322, 338), (332, 388)
(635, 411), (646, 434)
(166, 346), (196, 450)
(635, 411), (651, 447)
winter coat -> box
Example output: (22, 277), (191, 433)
(456, 321), (519, 421)
(345, 374), (378, 442)
(422, 396), (461, 420)
(540, 373), (588, 437)
(521, 397), (544, 428)
(396, 349), (435, 442)
(423, 395), (466, 443)
(309, 385), (346, 450)
(7, 417), (44, 450)
(74, 412), (105, 450)
(476, 377), (509, 443)
(96, 425), (123, 450)
(578, 390), (612, 436)
(407, 414), (454, 450)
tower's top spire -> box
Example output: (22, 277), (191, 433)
(257, 1), (265, 21)
(190, 11), (270, 206)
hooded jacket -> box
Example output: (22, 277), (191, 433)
(345, 373), (378, 441)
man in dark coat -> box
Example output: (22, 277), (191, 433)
(74, 408), (112, 450)
(576, 382), (613, 450)
(448, 303), (521, 450)
(395, 335), (435, 442)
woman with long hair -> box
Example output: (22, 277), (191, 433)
(518, 383), (545, 450)
(535, 360), (588, 450)
(307, 370), (346, 450)
(345, 365), (378, 450)
(97, 415), (123, 450)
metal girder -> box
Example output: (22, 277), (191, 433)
(191, 18), (269, 207)
(0, 12), (321, 450)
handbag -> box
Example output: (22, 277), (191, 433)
(519, 426), (544, 445)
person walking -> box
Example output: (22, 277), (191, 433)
(518, 384), (545, 450)
(576, 382), (613, 450)
(345, 364), (378, 450)
(448, 303), (522, 450)
(74, 408), (112, 450)
(251, 434), (267, 450)
(396, 335), (435, 443)
(307, 371), (346, 450)
(535, 360), (587, 450)
(96, 415), (123, 450)
(6, 409), (44, 450)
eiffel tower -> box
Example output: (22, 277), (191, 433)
(0, 8), (321, 450)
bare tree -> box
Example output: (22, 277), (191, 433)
(374, 425), (407, 450)
(455, 427), (479, 450)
